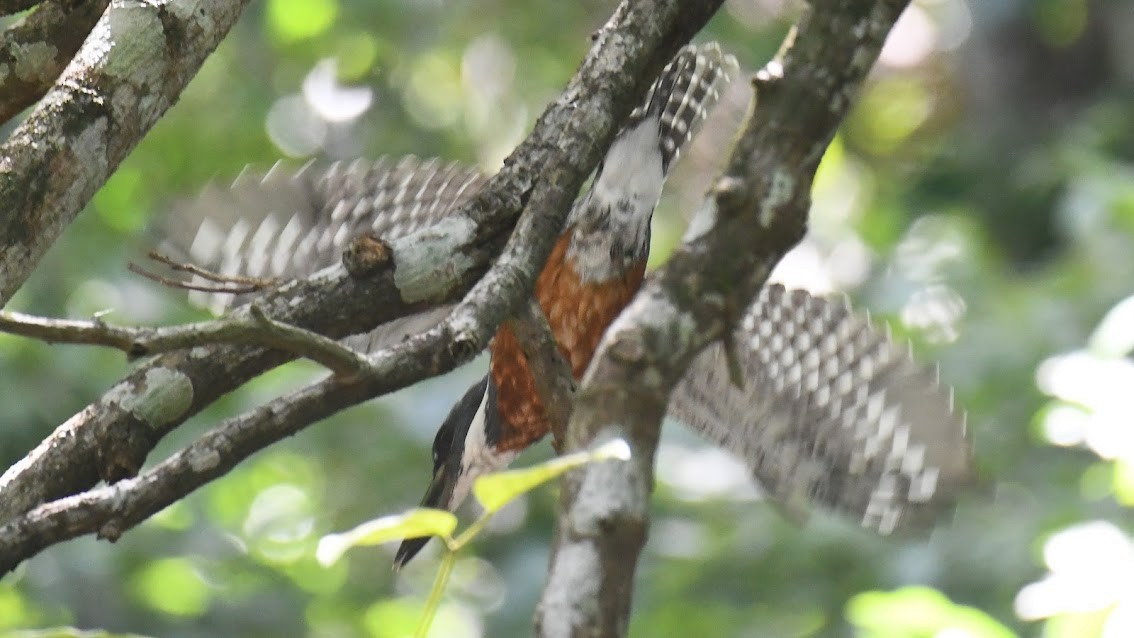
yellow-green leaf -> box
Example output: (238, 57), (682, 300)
(129, 558), (210, 617)
(316, 509), (458, 566)
(473, 438), (631, 513)
(847, 586), (1016, 638)
(265, 0), (338, 43)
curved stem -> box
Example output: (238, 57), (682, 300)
(416, 550), (456, 638)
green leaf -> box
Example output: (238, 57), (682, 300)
(1114, 459), (1134, 506)
(473, 438), (631, 513)
(847, 586), (1016, 638)
(129, 558), (210, 617)
(362, 598), (422, 638)
(0, 585), (40, 631)
(316, 509), (458, 566)
(265, 0), (338, 43)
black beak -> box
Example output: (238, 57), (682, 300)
(393, 462), (458, 569)
(394, 374), (490, 569)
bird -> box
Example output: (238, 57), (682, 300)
(389, 42), (741, 566)
(156, 42), (972, 570)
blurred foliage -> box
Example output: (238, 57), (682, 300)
(3, 0), (1134, 636)
(316, 440), (631, 637)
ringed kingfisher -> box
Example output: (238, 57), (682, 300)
(159, 42), (972, 569)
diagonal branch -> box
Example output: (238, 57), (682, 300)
(0, 0), (724, 534)
(0, 0), (253, 305)
(507, 298), (576, 448)
(0, 0), (110, 124)
(535, 1), (913, 635)
(0, 314), (476, 574)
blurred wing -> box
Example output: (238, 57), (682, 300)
(158, 156), (486, 349)
(637, 41), (739, 171)
(668, 284), (972, 535)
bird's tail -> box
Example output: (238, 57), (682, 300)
(637, 42), (739, 171)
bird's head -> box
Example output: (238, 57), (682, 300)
(394, 375), (514, 568)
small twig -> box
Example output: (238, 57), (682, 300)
(506, 298), (576, 449)
(0, 305), (369, 376)
(247, 304), (370, 377)
(127, 251), (276, 295)
(127, 262), (263, 295)
(720, 297), (745, 389)
(145, 251), (276, 287)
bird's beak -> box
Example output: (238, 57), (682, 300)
(393, 463), (458, 569)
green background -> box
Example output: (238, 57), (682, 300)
(2, 0), (1133, 636)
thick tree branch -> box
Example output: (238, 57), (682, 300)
(0, 0), (723, 540)
(0, 0), (109, 124)
(0, 0), (253, 305)
(534, 1), (912, 636)
(0, 318), (487, 574)
(507, 299), (576, 448)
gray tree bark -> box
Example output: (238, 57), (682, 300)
(535, 1), (912, 635)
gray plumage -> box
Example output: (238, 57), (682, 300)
(668, 284), (972, 534)
(160, 156), (484, 350)
(161, 156), (484, 313)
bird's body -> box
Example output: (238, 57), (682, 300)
(491, 231), (647, 452)
(393, 44), (740, 564)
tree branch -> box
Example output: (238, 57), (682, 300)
(0, 0), (723, 540)
(0, 304), (370, 375)
(534, 1), (912, 635)
(506, 298), (576, 448)
(0, 0), (253, 305)
(0, 0), (109, 124)
(0, 319), (479, 574)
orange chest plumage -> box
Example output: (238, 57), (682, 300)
(489, 229), (647, 453)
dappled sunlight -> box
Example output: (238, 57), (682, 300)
(895, 216), (971, 285)
(879, 4), (938, 68)
(1089, 293), (1134, 358)
(1015, 521), (1134, 637)
(1036, 352), (1134, 461)
(304, 59), (374, 123)
(266, 94), (327, 157)
(901, 283), (967, 344)
(243, 483), (318, 564)
(654, 443), (760, 503)
(768, 239), (840, 293)
(1027, 289), (1134, 636)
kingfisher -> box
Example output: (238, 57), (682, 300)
(159, 42), (971, 570)
(391, 43), (738, 566)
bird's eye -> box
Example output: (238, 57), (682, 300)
(431, 423), (453, 468)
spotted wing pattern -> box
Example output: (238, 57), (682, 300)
(634, 42), (739, 171)
(160, 156), (485, 313)
(159, 157), (484, 349)
(667, 284), (972, 534)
